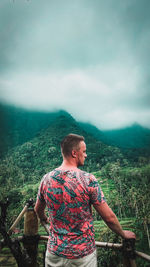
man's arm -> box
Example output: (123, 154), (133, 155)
(93, 202), (136, 239)
(34, 198), (48, 223)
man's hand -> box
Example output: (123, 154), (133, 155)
(93, 202), (136, 239)
(122, 230), (136, 239)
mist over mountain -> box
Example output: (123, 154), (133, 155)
(0, 103), (150, 163)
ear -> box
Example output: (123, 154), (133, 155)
(72, 150), (77, 158)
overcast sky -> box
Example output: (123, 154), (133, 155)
(0, 0), (150, 129)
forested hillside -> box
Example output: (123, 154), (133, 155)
(79, 122), (150, 149)
(0, 104), (150, 266)
(0, 104), (70, 158)
(79, 121), (150, 164)
(1, 104), (150, 161)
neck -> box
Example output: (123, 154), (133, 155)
(59, 157), (79, 170)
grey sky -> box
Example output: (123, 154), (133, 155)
(0, 0), (150, 129)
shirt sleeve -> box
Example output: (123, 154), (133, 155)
(88, 174), (106, 205)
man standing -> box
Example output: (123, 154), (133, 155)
(35, 133), (135, 267)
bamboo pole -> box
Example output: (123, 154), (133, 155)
(135, 251), (150, 261)
(23, 207), (39, 267)
(38, 235), (150, 262)
(95, 241), (122, 249)
(2, 234), (150, 264)
(39, 235), (48, 241)
(31, 235), (150, 264)
(8, 204), (28, 235)
(20, 236), (150, 263)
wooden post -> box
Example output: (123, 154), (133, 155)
(8, 204), (28, 235)
(0, 200), (29, 267)
(122, 239), (136, 267)
(23, 199), (39, 267)
(24, 208), (38, 236)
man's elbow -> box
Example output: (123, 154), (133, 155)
(104, 213), (117, 225)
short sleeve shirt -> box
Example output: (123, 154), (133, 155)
(37, 169), (105, 259)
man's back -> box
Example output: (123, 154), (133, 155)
(38, 168), (105, 258)
(35, 133), (135, 267)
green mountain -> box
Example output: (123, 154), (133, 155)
(78, 122), (107, 143)
(1, 103), (150, 165)
(79, 122), (150, 163)
(79, 122), (150, 149)
(1, 112), (123, 187)
(0, 104), (70, 158)
(103, 123), (150, 149)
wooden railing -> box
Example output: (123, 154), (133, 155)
(0, 199), (150, 267)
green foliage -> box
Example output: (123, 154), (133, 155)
(94, 163), (150, 258)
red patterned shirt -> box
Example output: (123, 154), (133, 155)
(37, 169), (105, 258)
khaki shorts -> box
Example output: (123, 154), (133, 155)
(45, 249), (97, 267)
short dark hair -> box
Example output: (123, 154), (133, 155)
(60, 133), (85, 157)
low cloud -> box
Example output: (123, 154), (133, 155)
(1, 62), (149, 129)
(0, 0), (150, 129)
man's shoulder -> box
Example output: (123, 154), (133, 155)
(79, 169), (95, 178)
(41, 169), (56, 181)
(77, 170), (97, 184)
(41, 169), (96, 183)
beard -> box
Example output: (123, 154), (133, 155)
(77, 159), (85, 167)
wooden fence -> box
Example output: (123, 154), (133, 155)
(0, 199), (150, 267)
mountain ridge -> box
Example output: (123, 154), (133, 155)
(79, 121), (150, 149)
(0, 103), (150, 160)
